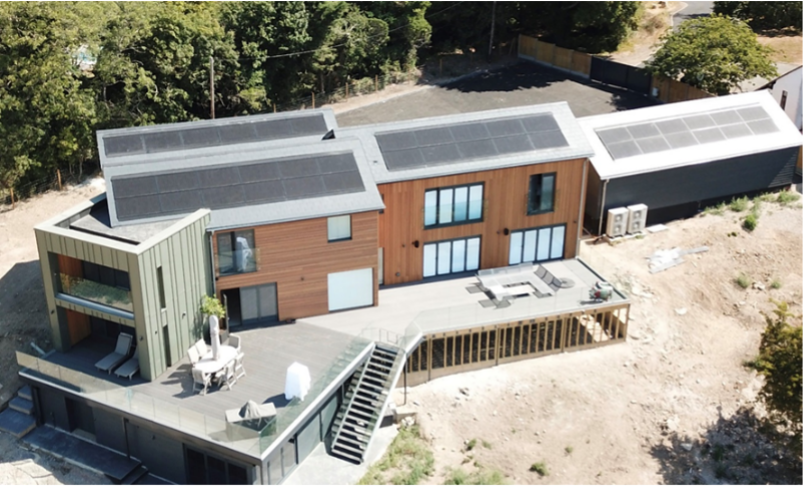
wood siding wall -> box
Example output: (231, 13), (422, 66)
(213, 211), (379, 321)
(134, 213), (212, 381)
(377, 159), (587, 285)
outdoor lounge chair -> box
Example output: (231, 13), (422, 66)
(114, 347), (140, 380)
(95, 333), (133, 374)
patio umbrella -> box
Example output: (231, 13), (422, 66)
(209, 315), (221, 361)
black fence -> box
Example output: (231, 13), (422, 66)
(590, 56), (653, 95)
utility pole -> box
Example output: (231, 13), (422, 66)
(488, 1), (496, 59)
(209, 56), (215, 119)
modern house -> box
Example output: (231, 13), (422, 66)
(579, 91), (803, 233)
(15, 103), (635, 484)
(759, 65), (803, 132)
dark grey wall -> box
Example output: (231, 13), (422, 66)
(38, 388), (70, 431)
(127, 421), (187, 484)
(95, 409), (127, 455)
(587, 147), (798, 229)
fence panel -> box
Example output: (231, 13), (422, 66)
(590, 57), (652, 95)
(553, 46), (574, 71)
(517, 34), (540, 60)
(571, 51), (592, 76)
(536, 40), (555, 64)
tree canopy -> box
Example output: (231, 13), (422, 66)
(714, 1), (803, 33)
(646, 15), (777, 95)
(751, 302), (802, 451)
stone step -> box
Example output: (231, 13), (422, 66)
(0, 408), (36, 439)
(18, 385), (33, 402)
(10, 396), (34, 416)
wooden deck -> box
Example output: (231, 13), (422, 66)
(42, 322), (361, 421)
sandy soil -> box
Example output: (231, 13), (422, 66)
(0, 431), (109, 485)
(0, 180), (105, 406)
(393, 197), (803, 484)
(758, 34), (804, 65)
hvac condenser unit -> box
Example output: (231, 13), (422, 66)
(627, 204), (648, 234)
(606, 207), (629, 237)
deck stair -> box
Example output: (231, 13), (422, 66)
(329, 344), (402, 464)
(0, 385), (36, 438)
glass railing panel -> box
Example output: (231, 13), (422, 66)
(216, 248), (260, 276)
(59, 274), (133, 312)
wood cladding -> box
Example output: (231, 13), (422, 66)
(378, 159), (586, 285)
(57, 254), (83, 278)
(214, 211), (379, 321)
(65, 309), (91, 346)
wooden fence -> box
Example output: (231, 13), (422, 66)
(518, 34), (713, 104)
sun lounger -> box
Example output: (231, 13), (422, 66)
(95, 333), (133, 374)
(114, 347), (140, 380)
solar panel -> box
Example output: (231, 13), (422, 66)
(112, 152), (364, 222)
(596, 104), (779, 161)
(376, 113), (569, 171)
(104, 113), (329, 158)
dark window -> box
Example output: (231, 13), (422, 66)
(156, 266), (166, 310)
(423, 183), (483, 228)
(781, 90), (788, 110)
(217, 230), (256, 276)
(186, 448), (206, 485)
(80, 261), (130, 290)
(207, 457), (227, 485)
(528, 173), (556, 215)
(185, 447), (250, 485)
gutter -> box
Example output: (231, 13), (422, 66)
(597, 179), (610, 237)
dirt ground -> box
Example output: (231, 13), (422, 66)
(609, 1), (683, 67)
(392, 196), (803, 485)
(0, 179), (105, 406)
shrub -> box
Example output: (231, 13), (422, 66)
(743, 213), (757, 231)
(359, 425), (434, 485)
(777, 190), (799, 205)
(704, 202), (727, 216)
(771, 279), (782, 290)
(481, 440), (493, 449)
(200, 295), (225, 318)
(729, 196), (749, 212)
(735, 273), (751, 289)
(444, 467), (507, 485)
(530, 462), (549, 476)
(564, 445), (574, 454)
(465, 438), (477, 451)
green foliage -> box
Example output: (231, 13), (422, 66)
(530, 461), (549, 476)
(646, 15), (777, 95)
(358, 425), (434, 485)
(704, 202), (727, 216)
(481, 439), (493, 449)
(200, 295), (225, 318)
(743, 213), (758, 232)
(564, 445), (574, 454)
(729, 196), (750, 212)
(751, 302), (803, 447)
(771, 279), (782, 290)
(714, 1), (802, 32)
(444, 467), (507, 485)
(735, 273), (751, 289)
(465, 438), (477, 451)
(710, 444), (726, 462)
(776, 190), (799, 205)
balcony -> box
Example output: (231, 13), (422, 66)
(59, 274), (133, 313)
(216, 248), (260, 277)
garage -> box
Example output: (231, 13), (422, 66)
(328, 268), (374, 312)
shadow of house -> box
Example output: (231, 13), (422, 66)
(650, 407), (802, 485)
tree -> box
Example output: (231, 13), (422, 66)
(646, 15), (777, 95)
(751, 302), (802, 450)
(0, 2), (98, 193)
(714, 1), (803, 33)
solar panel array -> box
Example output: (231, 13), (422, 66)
(375, 114), (569, 171)
(111, 152), (364, 222)
(596, 105), (779, 160)
(103, 114), (328, 158)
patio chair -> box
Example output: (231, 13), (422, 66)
(114, 347), (140, 380)
(192, 368), (211, 396)
(95, 333), (133, 374)
(188, 346), (201, 366)
(228, 334), (241, 352)
(217, 361), (237, 391)
(234, 351), (246, 380)
(535, 265), (548, 280)
(194, 339), (208, 359)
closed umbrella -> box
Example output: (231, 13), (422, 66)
(209, 315), (221, 361)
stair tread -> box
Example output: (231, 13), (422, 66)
(18, 386), (33, 401)
(0, 409), (36, 439)
(9, 396), (34, 415)
(333, 441), (367, 457)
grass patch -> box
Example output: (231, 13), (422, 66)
(358, 425), (434, 485)
(770, 278), (782, 290)
(530, 461), (549, 476)
(777, 190), (800, 205)
(759, 192), (777, 203)
(735, 273), (751, 289)
(465, 438), (477, 451)
(564, 445), (574, 455)
(481, 440), (493, 449)
(444, 467), (507, 485)
(703, 202), (727, 216)
(729, 196), (749, 212)
(743, 213), (758, 231)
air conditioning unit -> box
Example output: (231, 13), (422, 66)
(627, 204), (648, 234)
(606, 207), (629, 237)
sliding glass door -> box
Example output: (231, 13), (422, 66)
(423, 236), (481, 278)
(508, 225), (565, 265)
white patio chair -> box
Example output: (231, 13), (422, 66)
(228, 334), (241, 352)
(188, 347), (201, 366)
(234, 351), (246, 380)
(217, 361), (237, 391)
(192, 368), (211, 396)
(194, 339), (209, 359)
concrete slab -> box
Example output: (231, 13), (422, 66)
(22, 426), (140, 482)
(282, 424), (399, 485)
(0, 408), (36, 438)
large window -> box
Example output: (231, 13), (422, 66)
(423, 236), (481, 278)
(327, 215), (352, 242)
(527, 173), (556, 215)
(424, 184), (483, 228)
(217, 230), (256, 276)
(508, 225), (565, 265)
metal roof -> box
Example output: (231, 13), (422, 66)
(97, 109), (338, 168)
(103, 139), (384, 230)
(579, 91), (804, 179)
(336, 102), (594, 184)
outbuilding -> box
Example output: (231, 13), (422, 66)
(579, 91), (803, 233)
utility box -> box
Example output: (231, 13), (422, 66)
(627, 204), (648, 234)
(606, 207), (629, 237)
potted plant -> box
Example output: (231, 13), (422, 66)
(200, 295), (226, 342)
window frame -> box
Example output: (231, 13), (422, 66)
(527, 172), (557, 215)
(216, 229), (257, 276)
(327, 215), (352, 242)
(422, 235), (482, 278)
(423, 182), (485, 229)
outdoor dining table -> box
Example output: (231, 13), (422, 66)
(194, 345), (238, 375)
